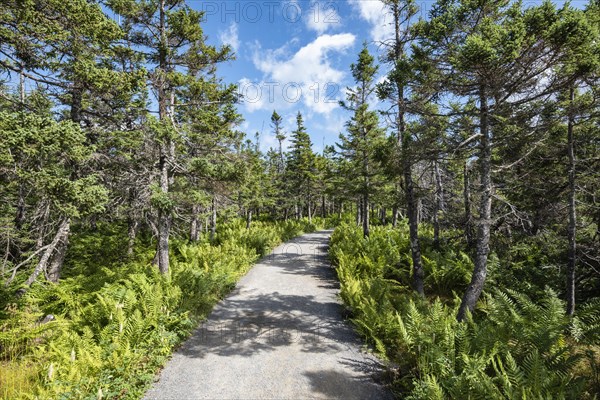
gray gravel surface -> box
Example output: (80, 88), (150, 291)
(144, 230), (393, 400)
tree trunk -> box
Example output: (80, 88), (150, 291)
(210, 196), (217, 242)
(362, 127), (370, 238)
(155, 0), (171, 275)
(127, 217), (139, 256)
(19, 66), (25, 104)
(463, 162), (474, 247)
(190, 204), (202, 241)
(156, 150), (171, 275)
(46, 230), (69, 283)
(362, 191), (370, 237)
(321, 195), (326, 217)
(458, 84), (492, 321)
(392, 205), (399, 228)
(433, 161), (443, 249)
(246, 208), (252, 229)
(25, 219), (70, 286)
(405, 165), (423, 296)
(566, 87), (577, 316)
(391, 2), (423, 295)
(595, 206), (600, 242)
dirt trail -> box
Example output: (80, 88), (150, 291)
(144, 229), (392, 400)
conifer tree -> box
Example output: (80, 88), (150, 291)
(378, 0), (425, 295)
(338, 43), (385, 237)
(0, 0), (140, 284)
(108, 0), (232, 273)
(287, 112), (316, 222)
(417, 0), (596, 320)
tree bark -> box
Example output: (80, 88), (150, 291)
(392, 205), (399, 228)
(362, 124), (370, 238)
(391, 1), (423, 295)
(190, 204), (201, 241)
(362, 191), (370, 237)
(127, 217), (139, 256)
(46, 231), (69, 283)
(356, 197), (362, 227)
(155, 0), (171, 275)
(463, 162), (474, 247)
(458, 84), (492, 321)
(126, 188), (139, 256)
(210, 196), (217, 242)
(246, 208), (252, 229)
(25, 218), (70, 286)
(433, 161), (443, 249)
(156, 150), (171, 274)
(566, 87), (577, 316)
(405, 164), (423, 295)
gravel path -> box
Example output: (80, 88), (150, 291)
(144, 230), (392, 400)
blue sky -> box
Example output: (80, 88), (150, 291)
(192, 0), (406, 154)
(193, 0), (581, 154)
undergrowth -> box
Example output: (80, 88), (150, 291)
(0, 218), (323, 399)
(330, 222), (600, 399)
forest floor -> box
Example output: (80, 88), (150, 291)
(143, 230), (392, 400)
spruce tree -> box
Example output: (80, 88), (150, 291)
(108, 0), (232, 273)
(287, 112), (316, 222)
(338, 43), (385, 237)
(417, 0), (596, 320)
(378, 0), (425, 295)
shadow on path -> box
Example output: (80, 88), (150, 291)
(144, 229), (392, 400)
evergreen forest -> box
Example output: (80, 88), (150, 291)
(1, 0), (600, 398)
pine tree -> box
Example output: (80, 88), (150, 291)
(378, 0), (425, 295)
(338, 43), (385, 237)
(271, 110), (286, 173)
(286, 112), (316, 222)
(548, 5), (599, 315)
(0, 0), (140, 284)
(417, 0), (596, 320)
(108, 0), (232, 273)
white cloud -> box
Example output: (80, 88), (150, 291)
(257, 130), (292, 153)
(242, 33), (356, 115)
(349, 0), (394, 43)
(219, 23), (239, 52)
(238, 77), (266, 112)
(304, 1), (341, 34)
